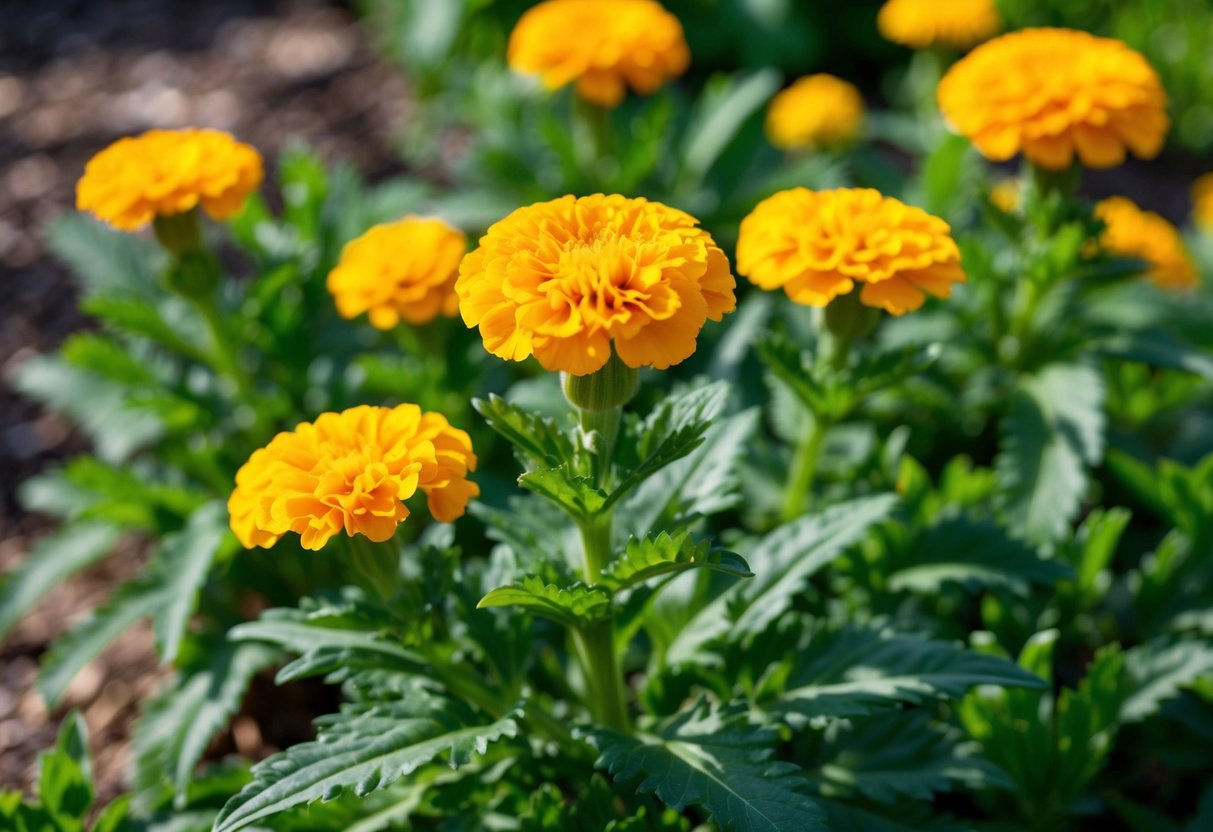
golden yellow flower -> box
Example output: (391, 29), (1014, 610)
(1191, 173), (1213, 232)
(877, 0), (1000, 50)
(77, 128), (263, 231)
(327, 217), (466, 329)
(456, 194), (735, 376)
(1095, 196), (1198, 291)
(766, 74), (865, 151)
(228, 405), (478, 551)
(938, 28), (1169, 171)
(736, 187), (965, 316)
(989, 178), (1022, 213)
(507, 0), (690, 108)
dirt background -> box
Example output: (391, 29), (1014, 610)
(0, 0), (412, 801)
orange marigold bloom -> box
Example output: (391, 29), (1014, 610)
(1095, 197), (1198, 291)
(736, 187), (966, 316)
(77, 128), (263, 231)
(228, 405), (478, 551)
(456, 194), (735, 376)
(877, 0), (1000, 50)
(507, 0), (690, 108)
(327, 217), (466, 329)
(1191, 173), (1213, 232)
(938, 29), (1168, 171)
(766, 74), (865, 151)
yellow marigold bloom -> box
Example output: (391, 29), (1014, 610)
(327, 217), (466, 329)
(456, 194), (735, 376)
(1191, 173), (1213, 232)
(989, 178), (1022, 213)
(77, 128), (263, 231)
(736, 187), (965, 316)
(228, 405), (478, 551)
(507, 0), (690, 108)
(938, 28), (1169, 171)
(1095, 197), (1198, 291)
(766, 74), (865, 151)
(877, 0), (1000, 50)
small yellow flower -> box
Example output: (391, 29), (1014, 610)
(77, 128), (263, 231)
(456, 194), (736, 376)
(1095, 196), (1198, 291)
(1191, 173), (1213, 232)
(938, 28), (1169, 171)
(327, 217), (466, 329)
(507, 0), (690, 108)
(766, 74), (865, 151)
(877, 0), (1000, 50)
(736, 187), (966, 316)
(989, 178), (1022, 213)
(228, 405), (478, 551)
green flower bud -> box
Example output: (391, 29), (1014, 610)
(562, 349), (639, 412)
(824, 291), (881, 342)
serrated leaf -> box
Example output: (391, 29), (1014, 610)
(518, 467), (606, 519)
(473, 395), (575, 470)
(755, 619), (1045, 724)
(996, 362), (1106, 543)
(212, 696), (521, 832)
(1099, 329), (1213, 380)
(478, 576), (611, 627)
(133, 640), (279, 810)
(81, 294), (207, 361)
(599, 529), (752, 591)
(667, 494), (897, 665)
(47, 213), (160, 298)
(1121, 636), (1213, 723)
(585, 700), (824, 832)
(153, 502), (232, 664)
(889, 516), (1071, 595)
(0, 523), (120, 642)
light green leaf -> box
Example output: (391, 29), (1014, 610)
(586, 700), (824, 832)
(212, 696), (520, 832)
(477, 576), (611, 628)
(473, 395), (575, 470)
(1099, 329), (1213, 380)
(1121, 636), (1213, 723)
(599, 529), (752, 592)
(518, 467), (606, 519)
(996, 362), (1106, 543)
(0, 523), (120, 642)
(47, 213), (160, 298)
(153, 502), (233, 664)
(678, 69), (782, 191)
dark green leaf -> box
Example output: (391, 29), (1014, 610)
(473, 395), (575, 470)
(518, 467), (606, 520)
(599, 529), (752, 592)
(478, 576), (610, 628)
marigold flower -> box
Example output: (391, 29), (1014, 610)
(766, 74), (865, 151)
(736, 187), (965, 316)
(1095, 197), (1198, 291)
(938, 29), (1169, 171)
(507, 0), (690, 108)
(877, 0), (1000, 50)
(327, 217), (466, 329)
(989, 178), (1022, 213)
(1191, 173), (1213, 232)
(228, 404), (478, 551)
(77, 128), (263, 231)
(456, 194), (735, 376)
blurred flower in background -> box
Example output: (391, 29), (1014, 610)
(765, 73), (865, 152)
(1096, 196), (1199, 290)
(877, 0), (1001, 49)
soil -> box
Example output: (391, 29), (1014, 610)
(0, 0), (411, 803)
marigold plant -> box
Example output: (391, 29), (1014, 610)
(877, 0), (1000, 49)
(766, 74), (865, 151)
(456, 193), (735, 375)
(1095, 196), (1198, 291)
(938, 28), (1169, 170)
(76, 128), (263, 231)
(228, 404), (478, 551)
(506, 0), (690, 107)
(327, 216), (466, 329)
(736, 187), (965, 315)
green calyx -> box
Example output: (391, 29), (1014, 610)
(562, 349), (639, 413)
(824, 290), (881, 343)
(153, 209), (203, 256)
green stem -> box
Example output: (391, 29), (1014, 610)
(579, 406), (623, 491)
(191, 294), (256, 400)
(343, 534), (401, 600)
(780, 416), (829, 523)
(574, 98), (613, 189)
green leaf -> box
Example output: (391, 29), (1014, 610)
(39, 577), (168, 706)
(586, 700), (824, 832)
(212, 696), (520, 832)
(152, 503), (232, 664)
(82, 294), (207, 361)
(477, 576), (611, 628)
(756, 619), (1045, 725)
(1099, 329), (1213, 380)
(677, 69), (781, 190)
(47, 213), (159, 298)
(1121, 636), (1213, 723)
(39, 718), (94, 821)
(888, 517), (1071, 595)
(667, 494), (897, 665)
(92, 796), (132, 832)
(819, 800), (967, 832)
(473, 395), (575, 470)
(599, 529), (752, 592)
(0, 523), (120, 642)
(61, 333), (160, 387)
(518, 467), (606, 520)
(996, 362), (1106, 543)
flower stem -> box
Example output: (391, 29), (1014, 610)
(780, 416), (829, 523)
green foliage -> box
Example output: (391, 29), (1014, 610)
(598, 529), (752, 591)
(478, 576), (612, 627)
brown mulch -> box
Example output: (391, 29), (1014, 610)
(0, 0), (411, 802)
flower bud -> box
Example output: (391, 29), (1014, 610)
(562, 350), (639, 412)
(824, 290), (881, 342)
